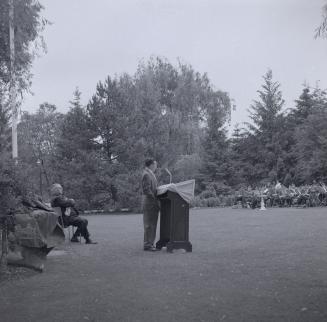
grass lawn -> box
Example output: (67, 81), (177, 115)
(1, 207), (327, 322)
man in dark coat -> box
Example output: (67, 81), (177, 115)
(50, 184), (97, 244)
(141, 159), (160, 251)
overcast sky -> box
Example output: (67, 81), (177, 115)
(24, 0), (327, 129)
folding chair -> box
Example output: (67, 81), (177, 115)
(52, 207), (81, 243)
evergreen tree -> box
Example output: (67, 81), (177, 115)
(245, 69), (285, 183)
(292, 87), (327, 183)
(228, 124), (249, 186)
(56, 88), (95, 161)
(199, 90), (232, 186)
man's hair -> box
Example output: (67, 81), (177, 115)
(145, 158), (155, 167)
(50, 183), (63, 198)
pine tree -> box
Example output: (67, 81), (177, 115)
(292, 87), (327, 183)
(247, 69), (284, 137)
(245, 69), (285, 183)
(292, 87), (315, 123)
(57, 88), (95, 161)
(200, 90), (232, 186)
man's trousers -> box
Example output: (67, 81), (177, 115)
(143, 207), (159, 249)
(61, 215), (90, 240)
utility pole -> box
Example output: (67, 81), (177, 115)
(9, 0), (17, 160)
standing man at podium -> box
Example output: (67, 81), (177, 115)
(141, 159), (160, 251)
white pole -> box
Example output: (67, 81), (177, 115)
(9, 0), (17, 160)
(260, 196), (266, 211)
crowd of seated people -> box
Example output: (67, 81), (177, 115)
(233, 181), (327, 209)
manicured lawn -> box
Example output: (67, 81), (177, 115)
(1, 207), (327, 321)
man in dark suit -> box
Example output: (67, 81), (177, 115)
(50, 183), (97, 244)
(142, 159), (160, 251)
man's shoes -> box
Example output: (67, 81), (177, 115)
(144, 246), (158, 251)
(85, 238), (97, 244)
(71, 237), (80, 243)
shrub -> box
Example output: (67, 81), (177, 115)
(199, 189), (217, 199)
(206, 197), (220, 207)
(190, 196), (201, 208)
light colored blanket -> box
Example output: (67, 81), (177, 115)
(157, 179), (195, 204)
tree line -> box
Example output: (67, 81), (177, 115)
(4, 62), (326, 211)
(15, 57), (232, 210)
(1, 0), (327, 214)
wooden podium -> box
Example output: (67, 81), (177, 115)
(155, 190), (192, 252)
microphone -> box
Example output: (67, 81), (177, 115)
(165, 168), (172, 184)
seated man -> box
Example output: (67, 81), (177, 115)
(50, 184), (97, 244)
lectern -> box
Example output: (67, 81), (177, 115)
(155, 190), (192, 252)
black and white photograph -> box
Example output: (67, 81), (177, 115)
(1, 0), (327, 321)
